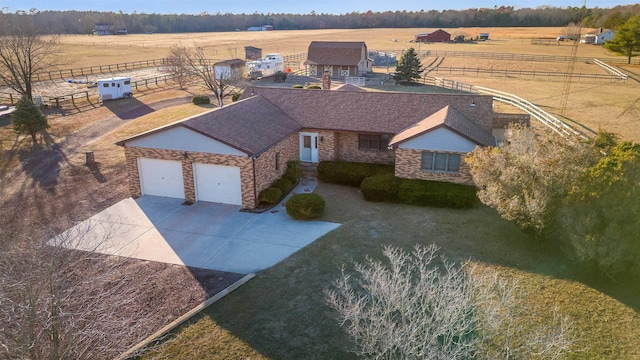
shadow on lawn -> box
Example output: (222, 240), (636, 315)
(17, 131), (67, 192)
(103, 98), (154, 120)
(159, 183), (639, 359)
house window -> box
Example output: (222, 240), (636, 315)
(102, 83), (109, 87)
(275, 152), (280, 170)
(421, 151), (461, 173)
(358, 134), (389, 151)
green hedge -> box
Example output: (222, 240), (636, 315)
(259, 187), (283, 205)
(283, 160), (302, 184)
(318, 161), (394, 187)
(360, 173), (477, 209)
(272, 178), (294, 195)
(291, 84), (304, 88)
(305, 85), (322, 89)
(398, 179), (478, 209)
(192, 95), (210, 105)
(360, 173), (401, 202)
(286, 193), (325, 220)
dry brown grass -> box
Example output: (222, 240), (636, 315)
(55, 27), (575, 67)
(49, 28), (640, 142)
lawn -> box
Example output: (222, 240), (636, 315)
(141, 183), (640, 359)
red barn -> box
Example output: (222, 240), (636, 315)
(415, 29), (451, 43)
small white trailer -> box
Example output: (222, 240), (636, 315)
(246, 53), (285, 79)
(97, 77), (133, 101)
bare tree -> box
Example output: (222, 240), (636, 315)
(183, 43), (247, 107)
(0, 221), (157, 359)
(0, 11), (61, 100)
(325, 244), (580, 360)
(166, 44), (192, 90)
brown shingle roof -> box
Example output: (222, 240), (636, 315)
(214, 58), (246, 67)
(241, 86), (493, 135)
(182, 96), (301, 155)
(116, 96), (301, 156)
(304, 41), (366, 66)
(334, 83), (367, 92)
(389, 105), (495, 147)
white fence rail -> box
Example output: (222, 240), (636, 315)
(474, 86), (586, 139)
(422, 75), (586, 140)
(593, 58), (628, 80)
(345, 77), (366, 86)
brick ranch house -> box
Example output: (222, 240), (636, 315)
(304, 41), (373, 78)
(116, 86), (528, 210)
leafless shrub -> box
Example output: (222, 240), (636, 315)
(0, 221), (157, 359)
(325, 244), (580, 360)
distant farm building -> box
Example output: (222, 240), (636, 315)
(304, 41), (372, 78)
(244, 46), (262, 60)
(580, 29), (615, 45)
(214, 59), (246, 80)
(247, 25), (274, 31)
(93, 23), (114, 35)
(415, 29), (451, 43)
(479, 33), (490, 41)
(93, 23), (127, 36)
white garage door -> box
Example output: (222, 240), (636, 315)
(193, 163), (242, 205)
(138, 158), (185, 199)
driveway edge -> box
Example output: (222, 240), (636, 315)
(114, 272), (256, 360)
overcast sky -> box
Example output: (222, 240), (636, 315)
(2, 0), (638, 15)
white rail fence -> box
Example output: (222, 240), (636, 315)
(593, 58), (628, 80)
(423, 75), (586, 140)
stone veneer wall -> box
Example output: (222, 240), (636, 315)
(394, 148), (475, 186)
(336, 132), (395, 164)
(123, 146), (256, 208)
(254, 133), (299, 195)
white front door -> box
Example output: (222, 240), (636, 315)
(299, 132), (319, 163)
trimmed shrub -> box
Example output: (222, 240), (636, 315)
(284, 160), (302, 184)
(286, 193), (325, 220)
(273, 178), (294, 195)
(361, 173), (401, 202)
(292, 84), (304, 88)
(398, 179), (478, 209)
(259, 187), (283, 205)
(305, 85), (322, 89)
(231, 93), (241, 102)
(318, 161), (394, 187)
(192, 95), (210, 105)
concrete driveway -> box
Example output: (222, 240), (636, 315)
(52, 180), (340, 274)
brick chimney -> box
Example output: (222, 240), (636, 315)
(322, 70), (331, 90)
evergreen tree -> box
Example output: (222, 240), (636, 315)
(11, 95), (49, 144)
(392, 47), (424, 83)
(604, 15), (640, 64)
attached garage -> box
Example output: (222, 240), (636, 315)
(138, 158), (185, 199)
(193, 163), (242, 205)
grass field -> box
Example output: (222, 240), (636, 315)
(2, 27), (639, 359)
(53, 27), (640, 142)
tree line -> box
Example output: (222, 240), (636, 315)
(0, 5), (639, 35)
